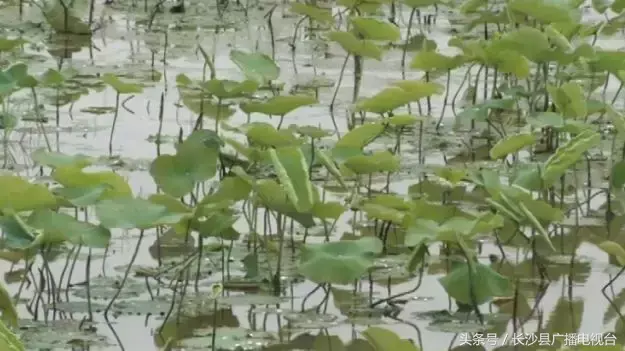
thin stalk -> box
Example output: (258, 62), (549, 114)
(109, 93), (120, 155)
(104, 230), (145, 318)
(273, 213), (285, 295)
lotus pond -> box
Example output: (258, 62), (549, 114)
(2, 0), (625, 350)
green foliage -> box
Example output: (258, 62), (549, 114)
(363, 327), (419, 351)
(241, 95), (317, 116)
(439, 262), (512, 305)
(268, 146), (316, 213)
(299, 237), (383, 284)
(3, 1), (623, 347)
(327, 31), (383, 60)
(0, 176), (57, 212)
(39, 0), (92, 35)
(150, 130), (222, 197)
(229, 50), (280, 84)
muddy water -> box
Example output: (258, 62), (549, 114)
(1, 1), (624, 350)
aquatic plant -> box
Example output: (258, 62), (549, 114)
(1, 0), (625, 349)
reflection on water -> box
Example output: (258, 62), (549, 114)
(0, 0), (624, 350)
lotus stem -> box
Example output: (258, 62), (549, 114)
(104, 230), (145, 319)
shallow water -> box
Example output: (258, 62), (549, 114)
(1, 0), (625, 350)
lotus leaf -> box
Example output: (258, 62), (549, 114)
(28, 209), (111, 248)
(202, 79), (259, 99)
(290, 3), (333, 24)
(0, 176), (57, 212)
(31, 149), (92, 169)
(95, 198), (191, 229)
(350, 17), (400, 41)
(439, 262), (511, 306)
(298, 237), (383, 284)
(150, 129), (221, 197)
(53, 166), (132, 200)
(101, 74), (143, 94)
(40, 0), (92, 34)
(230, 50), (280, 84)
(268, 146), (316, 213)
(489, 133), (536, 159)
(327, 31), (383, 60)
(363, 326), (419, 351)
(344, 151), (400, 174)
(245, 122), (300, 148)
(0, 319), (23, 351)
(334, 122), (384, 150)
(241, 95), (317, 116)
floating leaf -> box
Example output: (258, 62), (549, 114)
(402, 0), (439, 7)
(299, 237), (383, 284)
(592, 0), (612, 13)
(241, 95), (317, 116)
(338, 0), (388, 12)
(489, 133), (536, 159)
(311, 202), (346, 220)
(268, 146), (316, 213)
(598, 241), (625, 266)
(612, 161), (625, 189)
(526, 112), (565, 129)
(356, 88), (416, 114)
(200, 176), (252, 204)
(95, 198), (190, 229)
(344, 151), (400, 174)
(387, 114), (423, 126)
(0, 282), (17, 328)
(361, 203), (404, 224)
(291, 125), (333, 139)
(193, 204), (240, 240)
(202, 79), (259, 99)
(0, 113), (18, 130)
(392, 80), (445, 100)
(39, 69), (64, 87)
(0, 38), (26, 52)
(40, 0), (92, 35)
(0, 215), (40, 250)
(290, 3), (333, 24)
(316, 149), (347, 189)
(180, 94), (237, 120)
(0, 63), (33, 96)
(545, 25), (573, 52)
(488, 50), (530, 78)
(233, 169), (315, 228)
(101, 74), (143, 94)
(0, 319), (23, 351)
(493, 26), (550, 62)
(547, 81), (587, 118)
(508, 0), (578, 24)
(613, 0), (625, 12)
(31, 149), (92, 169)
(150, 130), (221, 197)
(0, 176), (57, 212)
(28, 209), (111, 248)
(351, 17), (400, 41)
(245, 122), (300, 147)
(53, 167), (132, 200)
(230, 50), (280, 84)
(334, 122), (384, 150)
(410, 51), (459, 71)
(363, 327), (419, 351)
(439, 262), (511, 305)
(327, 31), (383, 60)
(54, 185), (111, 207)
(542, 130), (601, 186)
